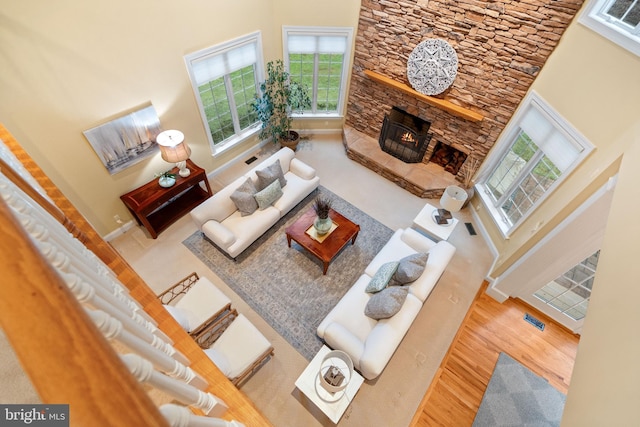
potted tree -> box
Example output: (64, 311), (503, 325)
(253, 60), (311, 150)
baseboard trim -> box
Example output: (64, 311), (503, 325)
(103, 220), (136, 241)
(484, 277), (510, 302)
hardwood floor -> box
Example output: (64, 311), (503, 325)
(410, 282), (580, 426)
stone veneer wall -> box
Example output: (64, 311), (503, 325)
(346, 0), (584, 180)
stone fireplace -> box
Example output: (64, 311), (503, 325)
(379, 107), (433, 163)
(343, 0), (582, 197)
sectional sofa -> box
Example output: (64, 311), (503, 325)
(190, 147), (320, 258)
(317, 227), (456, 380)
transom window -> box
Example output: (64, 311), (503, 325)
(580, 0), (640, 57)
(534, 250), (600, 321)
(477, 92), (594, 236)
(283, 26), (353, 116)
(185, 32), (264, 155)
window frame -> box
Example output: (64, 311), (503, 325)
(184, 31), (264, 156)
(579, 0), (640, 57)
(282, 26), (354, 118)
(476, 91), (594, 238)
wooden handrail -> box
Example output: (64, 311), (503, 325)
(363, 70), (484, 122)
(0, 124), (273, 426)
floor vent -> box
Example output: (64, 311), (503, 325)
(245, 156), (258, 165)
(524, 313), (545, 331)
(465, 222), (477, 235)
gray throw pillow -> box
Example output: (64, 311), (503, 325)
(365, 261), (399, 293)
(230, 177), (258, 216)
(364, 287), (409, 320)
(254, 179), (283, 210)
(256, 159), (287, 191)
(390, 252), (429, 286)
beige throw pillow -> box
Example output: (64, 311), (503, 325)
(390, 252), (429, 286)
(256, 159), (287, 191)
(230, 177), (259, 216)
(364, 287), (409, 319)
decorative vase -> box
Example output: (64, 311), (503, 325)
(158, 176), (176, 188)
(314, 216), (332, 236)
(462, 186), (475, 208)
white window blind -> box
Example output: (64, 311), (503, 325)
(519, 105), (583, 172)
(287, 34), (348, 54)
(191, 41), (258, 85)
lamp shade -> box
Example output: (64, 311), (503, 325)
(440, 185), (468, 213)
(157, 130), (191, 163)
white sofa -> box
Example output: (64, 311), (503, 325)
(317, 228), (456, 380)
(190, 147), (320, 258)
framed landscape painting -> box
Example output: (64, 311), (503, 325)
(83, 104), (162, 175)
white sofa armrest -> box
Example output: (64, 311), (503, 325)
(201, 220), (236, 249)
(289, 158), (317, 181)
(322, 322), (366, 371)
(401, 227), (438, 252)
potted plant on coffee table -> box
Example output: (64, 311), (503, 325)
(312, 196), (333, 236)
(253, 59), (311, 150)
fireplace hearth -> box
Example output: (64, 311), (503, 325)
(379, 107), (433, 163)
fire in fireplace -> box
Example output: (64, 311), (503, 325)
(429, 140), (468, 175)
(379, 107), (433, 163)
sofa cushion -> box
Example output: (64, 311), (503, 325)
(190, 175), (247, 228)
(256, 159), (287, 191)
(272, 171), (320, 215)
(365, 229), (437, 278)
(317, 274), (377, 342)
(254, 179), (283, 210)
(390, 253), (429, 286)
(364, 287), (409, 319)
(216, 208), (280, 258)
(230, 177), (259, 216)
(365, 261), (399, 293)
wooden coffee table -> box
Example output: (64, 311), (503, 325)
(285, 208), (360, 275)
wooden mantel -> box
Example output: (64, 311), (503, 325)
(364, 70), (484, 122)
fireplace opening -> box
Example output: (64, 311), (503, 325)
(429, 140), (468, 175)
(379, 107), (433, 163)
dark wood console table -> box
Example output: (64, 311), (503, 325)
(120, 159), (212, 239)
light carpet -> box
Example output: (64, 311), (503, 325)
(182, 186), (393, 361)
(473, 352), (566, 427)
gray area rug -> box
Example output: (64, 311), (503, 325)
(183, 186), (393, 361)
(473, 353), (566, 427)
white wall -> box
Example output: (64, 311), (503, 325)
(0, 0), (361, 236)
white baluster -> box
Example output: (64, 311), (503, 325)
(88, 309), (207, 389)
(159, 404), (245, 427)
(121, 354), (228, 418)
(1, 177), (178, 351)
(64, 273), (189, 366)
(0, 139), (52, 202)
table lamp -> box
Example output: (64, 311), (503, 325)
(436, 185), (468, 225)
(157, 129), (192, 177)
